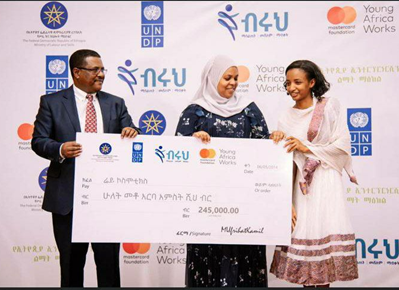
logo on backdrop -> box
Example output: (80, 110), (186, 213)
(218, 3), (289, 40)
(117, 60), (186, 95)
(118, 60), (138, 95)
(363, 4), (396, 33)
(327, 6), (357, 25)
(38, 167), (48, 191)
(141, 1), (164, 48)
(122, 243), (186, 265)
(17, 123), (34, 151)
(218, 4), (239, 40)
(123, 243), (151, 254)
(139, 110), (166, 135)
(99, 143), (112, 155)
(155, 146), (189, 163)
(18, 123), (34, 141)
(24, 1), (85, 48)
(40, 2), (68, 30)
(327, 6), (357, 35)
(347, 108), (372, 156)
(132, 142), (144, 163)
(356, 238), (399, 265)
(46, 56), (68, 94)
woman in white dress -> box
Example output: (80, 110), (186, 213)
(270, 60), (359, 287)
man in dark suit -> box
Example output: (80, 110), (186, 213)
(32, 49), (139, 287)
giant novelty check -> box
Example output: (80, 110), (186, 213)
(72, 133), (293, 245)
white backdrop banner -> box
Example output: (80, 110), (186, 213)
(0, 1), (398, 287)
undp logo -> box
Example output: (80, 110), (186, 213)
(327, 6), (357, 25)
(48, 59), (67, 76)
(99, 143), (112, 155)
(123, 243), (151, 254)
(40, 2), (68, 30)
(348, 108), (372, 156)
(46, 55), (69, 94)
(141, 1), (164, 48)
(350, 112), (369, 129)
(38, 167), (48, 191)
(132, 142), (143, 163)
(139, 110), (166, 135)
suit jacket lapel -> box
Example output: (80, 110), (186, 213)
(61, 86), (81, 132)
(98, 91), (110, 133)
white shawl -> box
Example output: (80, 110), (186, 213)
(278, 97), (357, 185)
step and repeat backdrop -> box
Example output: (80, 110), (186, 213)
(0, 1), (398, 287)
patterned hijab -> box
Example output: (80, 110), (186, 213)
(191, 55), (253, 118)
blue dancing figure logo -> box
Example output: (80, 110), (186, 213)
(118, 60), (138, 96)
(218, 4), (239, 41)
(155, 146), (165, 163)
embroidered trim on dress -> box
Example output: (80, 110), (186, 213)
(292, 234), (355, 246)
(270, 233), (358, 285)
(282, 244), (355, 257)
(270, 253), (358, 285)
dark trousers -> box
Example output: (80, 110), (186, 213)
(52, 212), (121, 287)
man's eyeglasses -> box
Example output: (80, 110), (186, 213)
(77, 67), (108, 75)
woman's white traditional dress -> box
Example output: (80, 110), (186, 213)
(270, 97), (359, 285)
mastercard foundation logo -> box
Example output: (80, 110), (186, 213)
(200, 148), (216, 159)
(237, 66), (250, 83)
(327, 6), (357, 25)
(123, 243), (151, 254)
(18, 123), (34, 140)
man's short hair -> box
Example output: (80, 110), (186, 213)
(70, 49), (101, 76)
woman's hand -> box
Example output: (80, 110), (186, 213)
(284, 137), (310, 153)
(193, 131), (211, 144)
(291, 205), (297, 233)
(269, 131), (286, 144)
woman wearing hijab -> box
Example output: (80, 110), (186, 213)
(175, 55), (283, 287)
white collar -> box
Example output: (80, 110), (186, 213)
(73, 85), (97, 102)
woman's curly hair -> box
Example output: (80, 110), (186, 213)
(284, 60), (330, 101)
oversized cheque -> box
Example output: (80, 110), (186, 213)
(72, 133), (293, 245)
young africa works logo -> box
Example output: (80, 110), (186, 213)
(40, 2), (68, 30)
